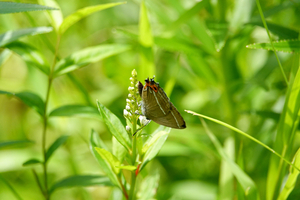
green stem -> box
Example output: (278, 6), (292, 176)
(41, 35), (61, 200)
(129, 115), (137, 200)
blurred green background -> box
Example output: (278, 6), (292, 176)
(1, 0), (300, 199)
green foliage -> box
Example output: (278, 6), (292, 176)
(0, 27), (53, 47)
(1, 0), (300, 199)
(0, 2), (57, 14)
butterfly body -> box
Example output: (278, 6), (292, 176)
(138, 77), (186, 129)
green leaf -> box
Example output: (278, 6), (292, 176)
(53, 44), (131, 77)
(22, 159), (43, 166)
(89, 130), (121, 188)
(278, 148), (300, 200)
(59, 2), (126, 35)
(267, 64), (300, 199)
(0, 140), (34, 149)
(0, 91), (45, 116)
(0, 2), (58, 14)
(112, 136), (127, 163)
(218, 137), (234, 200)
(6, 42), (50, 74)
(137, 171), (160, 200)
(38, 0), (63, 32)
(95, 147), (121, 175)
(115, 165), (137, 171)
(45, 135), (69, 162)
(139, 0), (155, 79)
(200, 119), (259, 200)
(0, 49), (12, 66)
(246, 40), (300, 53)
(96, 101), (131, 151)
(0, 27), (53, 47)
(166, 0), (207, 32)
(49, 175), (113, 194)
(247, 21), (298, 39)
(49, 105), (101, 119)
(140, 126), (170, 171)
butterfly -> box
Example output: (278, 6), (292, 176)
(138, 77), (186, 129)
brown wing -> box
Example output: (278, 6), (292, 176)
(151, 102), (186, 129)
(142, 86), (171, 119)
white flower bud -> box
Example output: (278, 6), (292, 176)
(128, 86), (134, 91)
(139, 115), (148, 125)
(126, 125), (131, 132)
(126, 105), (130, 110)
(128, 94), (132, 98)
(126, 99), (130, 103)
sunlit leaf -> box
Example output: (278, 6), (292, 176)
(6, 42), (50, 74)
(53, 44), (131, 77)
(45, 135), (69, 162)
(23, 159), (43, 166)
(59, 2), (126, 35)
(246, 40), (300, 53)
(96, 101), (131, 151)
(0, 2), (57, 14)
(140, 126), (170, 171)
(89, 130), (121, 188)
(95, 147), (121, 175)
(49, 175), (113, 194)
(38, 0), (63, 32)
(0, 27), (53, 47)
(0, 91), (45, 116)
(49, 105), (100, 119)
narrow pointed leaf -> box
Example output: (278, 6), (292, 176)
(53, 44), (131, 77)
(246, 40), (300, 53)
(89, 130), (121, 188)
(59, 2), (126, 35)
(0, 140), (34, 149)
(0, 91), (45, 116)
(49, 175), (113, 194)
(140, 126), (170, 171)
(96, 101), (131, 151)
(49, 105), (101, 119)
(23, 159), (43, 166)
(0, 2), (58, 14)
(45, 135), (69, 162)
(95, 147), (121, 175)
(0, 27), (53, 47)
(6, 42), (50, 74)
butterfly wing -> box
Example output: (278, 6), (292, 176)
(151, 102), (186, 129)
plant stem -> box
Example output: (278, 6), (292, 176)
(41, 35), (61, 200)
(129, 114), (137, 200)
